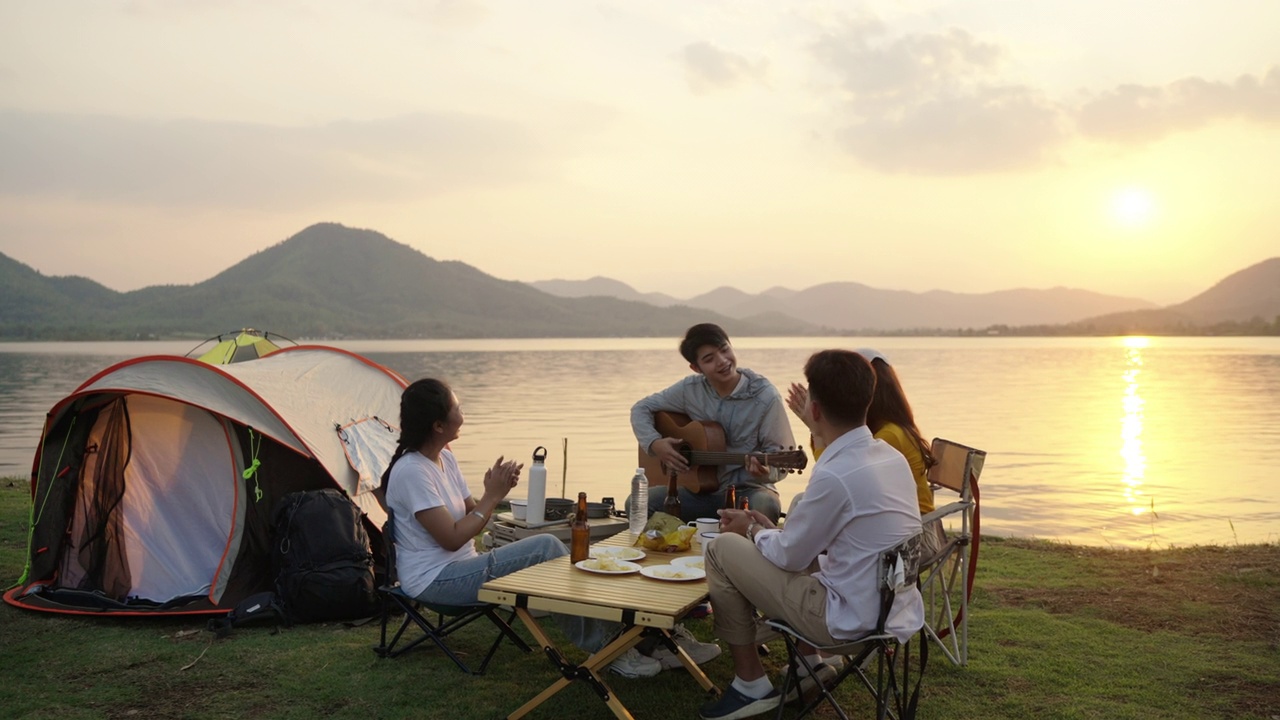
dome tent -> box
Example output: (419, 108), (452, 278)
(188, 328), (295, 365)
(5, 346), (405, 616)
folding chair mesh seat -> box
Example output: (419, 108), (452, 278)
(372, 511), (531, 674)
(918, 438), (985, 666)
(767, 534), (927, 720)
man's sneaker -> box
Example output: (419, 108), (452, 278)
(608, 648), (661, 678)
(782, 659), (842, 703)
(699, 685), (780, 720)
(651, 624), (722, 669)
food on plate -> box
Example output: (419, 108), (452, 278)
(580, 556), (630, 572)
(650, 566), (696, 579)
(592, 546), (644, 561)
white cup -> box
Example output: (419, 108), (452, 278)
(689, 517), (720, 535)
(697, 531), (721, 554)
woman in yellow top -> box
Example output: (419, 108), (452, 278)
(788, 348), (942, 555)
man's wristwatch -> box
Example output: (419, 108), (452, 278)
(746, 521), (759, 542)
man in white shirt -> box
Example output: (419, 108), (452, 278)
(699, 349), (924, 720)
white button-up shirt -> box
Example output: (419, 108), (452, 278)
(754, 426), (924, 642)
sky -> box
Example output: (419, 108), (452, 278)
(1, 1), (1278, 306)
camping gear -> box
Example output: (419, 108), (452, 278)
(373, 509), (532, 673)
(187, 328), (295, 365)
(543, 497), (574, 521)
(271, 489), (378, 623)
(527, 446), (547, 524)
(5, 346), (406, 617)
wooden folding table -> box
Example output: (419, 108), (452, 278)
(478, 532), (719, 719)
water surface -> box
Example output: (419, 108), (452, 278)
(2, 336), (1277, 548)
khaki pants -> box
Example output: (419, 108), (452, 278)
(704, 533), (837, 647)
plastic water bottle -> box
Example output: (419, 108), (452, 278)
(629, 468), (648, 534)
(528, 446), (548, 525)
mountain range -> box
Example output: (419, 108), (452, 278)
(531, 277), (1166, 332)
(1, 222), (1277, 339)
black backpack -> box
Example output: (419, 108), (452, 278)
(271, 489), (379, 623)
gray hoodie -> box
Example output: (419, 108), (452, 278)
(630, 367), (796, 490)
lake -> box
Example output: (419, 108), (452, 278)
(1, 336), (1277, 549)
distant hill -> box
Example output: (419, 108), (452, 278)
(0, 223), (810, 340)
(1168, 257), (1280, 323)
(530, 277), (682, 307)
(533, 277), (1158, 331)
(1057, 257), (1280, 335)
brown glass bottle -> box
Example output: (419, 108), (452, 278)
(739, 495), (750, 512)
(663, 471), (682, 518)
(724, 485), (737, 511)
(570, 492), (590, 563)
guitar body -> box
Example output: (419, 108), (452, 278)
(638, 412), (726, 495)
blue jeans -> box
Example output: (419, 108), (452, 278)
(415, 534), (616, 652)
(635, 483), (782, 524)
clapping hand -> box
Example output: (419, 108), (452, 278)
(787, 383), (816, 431)
(482, 456), (524, 500)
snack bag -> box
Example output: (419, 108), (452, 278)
(634, 512), (697, 552)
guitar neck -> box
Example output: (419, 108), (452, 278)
(687, 451), (791, 467)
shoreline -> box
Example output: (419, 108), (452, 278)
(3, 477), (1274, 553)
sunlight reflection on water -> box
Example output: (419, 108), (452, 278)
(1, 336), (1277, 548)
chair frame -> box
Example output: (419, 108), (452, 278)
(768, 534), (927, 720)
(918, 437), (985, 667)
(372, 512), (531, 674)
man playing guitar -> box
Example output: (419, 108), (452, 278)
(630, 323), (796, 523)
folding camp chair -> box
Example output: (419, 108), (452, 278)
(767, 534), (927, 720)
(917, 438), (985, 666)
(372, 512), (531, 674)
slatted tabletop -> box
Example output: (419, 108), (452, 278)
(478, 531), (708, 629)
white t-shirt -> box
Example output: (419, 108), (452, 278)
(384, 450), (478, 598)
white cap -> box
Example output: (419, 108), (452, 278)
(855, 347), (889, 365)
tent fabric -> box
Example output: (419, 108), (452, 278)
(5, 346), (407, 616)
(195, 329), (287, 365)
(337, 416), (400, 499)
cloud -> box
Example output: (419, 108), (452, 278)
(0, 111), (547, 209)
(680, 41), (769, 95)
(809, 17), (1067, 174)
(1077, 67), (1280, 142)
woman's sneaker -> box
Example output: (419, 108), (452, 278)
(650, 625), (722, 669)
(609, 648), (662, 678)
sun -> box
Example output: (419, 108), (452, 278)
(1110, 187), (1156, 228)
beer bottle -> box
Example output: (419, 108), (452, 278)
(739, 495), (750, 512)
(724, 485), (737, 511)
(663, 470), (682, 519)
(570, 492), (591, 563)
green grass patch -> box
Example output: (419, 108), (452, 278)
(2, 479), (1277, 719)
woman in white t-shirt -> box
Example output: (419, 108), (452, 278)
(380, 378), (660, 678)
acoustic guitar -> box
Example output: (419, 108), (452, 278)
(637, 411), (808, 495)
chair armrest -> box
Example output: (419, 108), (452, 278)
(921, 500), (970, 526)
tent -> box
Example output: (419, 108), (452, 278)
(4, 346), (406, 616)
(188, 328), (295, 365)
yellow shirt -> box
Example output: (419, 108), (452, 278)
(809, 422), (933, 514)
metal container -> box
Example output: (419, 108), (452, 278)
(543, 497), (575, 521)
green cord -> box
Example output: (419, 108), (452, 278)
(243, 428), (263, 503)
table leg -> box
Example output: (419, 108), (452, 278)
(653, 628), (719, 695)
(505, 611), (646, 720)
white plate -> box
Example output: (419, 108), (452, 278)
(640, 564), (706, 582)
(575, 558), (642, 575)
(589, 546), (646, 562)
(671, 556), (705, 570)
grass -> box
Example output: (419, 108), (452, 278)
(1, 477), (1277, 720)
